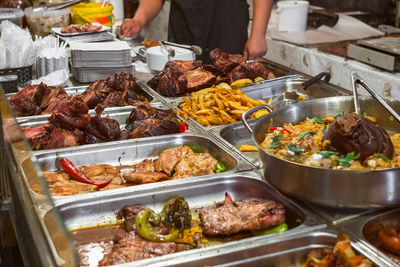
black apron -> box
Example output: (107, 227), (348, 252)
(168, 0), (249, 64)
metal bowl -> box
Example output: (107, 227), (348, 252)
(243, 96), (400, 209)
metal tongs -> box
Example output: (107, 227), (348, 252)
(351, 72), (400, 123)
(159, 41), (175, 58)
(32, 0), (82, 11)
(161, 41), (202, 56)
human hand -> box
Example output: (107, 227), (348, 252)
(121, 18), (145, 38)
(243, 35), (267, 60)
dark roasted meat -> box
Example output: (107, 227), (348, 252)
(199, 193), (286, 236)
(209, 48), (244, 74)
(39, 86), (68, 110)
(177, 68), (216, 92)
(48, 97), (91, 130)
(30, 126), (85, 150)
(84, 105), (121, 144)
(98, 231), (176, 266)
(322, 112), (394, 160)
(61, 23), (102, 33)
(10, 97), (41, 116)
(117, 205), (150, 232)
(125, 103), (180, 138)
(246, 61), (275, 80)
(78, 80), (109, 109)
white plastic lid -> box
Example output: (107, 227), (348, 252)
(24, 7), (70, 17)
(0, 8), (24, 19)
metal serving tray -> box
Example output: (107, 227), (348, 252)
(27, 134), (253, 201)
(171, 230), (389, 267)
(41, 173), (325, 266)
(340, 208), (400, 266)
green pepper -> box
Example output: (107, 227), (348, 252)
(135, 209), (179, 242)
(250, 223), (288, 236)
(160, 197), (191, 233)
(215, 162), (227, 173)
(188, 145), (203, 154)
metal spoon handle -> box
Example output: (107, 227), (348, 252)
(162, 41), (202, 56)
(352, 72), (400, 123)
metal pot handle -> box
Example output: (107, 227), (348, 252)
(241, 104), (273, 134)
(302, 72), (331, 90)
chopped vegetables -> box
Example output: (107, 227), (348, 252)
(251, 223), (288, 236)
(160, 197), (191, 233)
(270, 127), (292, 134)
(267, 135), (282, 148)
(375, 153), (389, 162)
(322, 124), (328, 134)
(312, 117), (324, 124)
(299, 130), (317, 140)
(335, 152), (360, 167)
(288, 143), (304, 155)
(215, 162), (227, 173)
(317, 151), (339, 158)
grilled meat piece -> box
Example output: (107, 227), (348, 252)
(48, 97), (91, 130)
(245, 61), (274, 80)
(106, 72), (140, 92)
(30, 126), (85, 150)
(61, 23), (102, 33)
(98, 232), (176, 266)
(39, 86), (68, 110)
(78, 80), (109, 109)
(10, 97), (41, 116)
(123, 171), (168, 184)
(209, 48), (244, 74)
(322, 112), (394, 160)
(165, 60), (203, 74)
(84, 105), (121, 144)
(117, 205), (149, 232)
(199, 193), (286, 236)
(177, 68), (216, 93)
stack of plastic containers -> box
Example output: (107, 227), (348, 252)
(70, 41), (133, 82)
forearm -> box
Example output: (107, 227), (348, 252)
(249, 0), (273, 39)
(133, 0), (165, 25)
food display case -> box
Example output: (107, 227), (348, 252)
(2, 60), (399, 267)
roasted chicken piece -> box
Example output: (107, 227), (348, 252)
(84, 105), (121, 144)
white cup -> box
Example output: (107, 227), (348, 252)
(277, 0), (309, 32)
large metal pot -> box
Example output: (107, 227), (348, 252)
(242, 96), (400, 209)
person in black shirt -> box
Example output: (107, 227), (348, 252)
(121, 0), (273, 62)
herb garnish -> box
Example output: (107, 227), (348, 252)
(334, 152), (360, 167)
(288, 143), (304, 154)
(335, 112), (344, 119)
(267, 135), (281, 148)
(322, 124), (327, 134)
(317, 151), (338, 158)
(299, 130), (317, 140)
(313, 117), (324, 124)
(375, 153), (389, 162)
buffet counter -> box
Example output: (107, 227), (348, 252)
(1, 60), (400, 266)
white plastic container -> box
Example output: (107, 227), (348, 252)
(277, 0), (309, 32)
(145, 46), (195, 72)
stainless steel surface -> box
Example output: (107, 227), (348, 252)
(242, 104), (272, 134)
(340, 208), (400, 266)
(351, 72), (361, 115)
(43, 174), (324, 266)
(354, 73), (400, 124)
(172, 230), (389, 267)
(244, 95), (400, 208)
(162, 41), (202, 56)
(347, 44), (399, 72)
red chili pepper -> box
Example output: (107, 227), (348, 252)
(57, 153), (112, 189)
(270, 127), (292, 134)
(225, 192), (233, 203)
(179, 124), (189, 133)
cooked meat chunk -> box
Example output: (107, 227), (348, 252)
(117, 205), (149, 232)
(123, 172), (168, 184)
(154, 146), (189, 175)
(322, 112), (394, 160)
(39, 164), (123, 196)
(245, 61), (274, 80)
(84, 105), (121, 143)
(78, 80), (108, 109)
(209, 48), (244, 74)
(199, 193), (286, 236)
(61, 23), (102, 33)
(177, 68), (216, 92)
(98, 232), (176, 266)
(10, 96), (41, 116)
(39, 86), (68, 110)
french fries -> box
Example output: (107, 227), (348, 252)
(178, 83), (273, 126)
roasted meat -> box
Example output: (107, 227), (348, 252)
(61, 23), (102, 33)
(84, 105), (121, 144)
(39, 86), (68, 110)
(199, 193), (286, 236)
(40, 164), (123, 196)
(177, 68), (216, 92)
(322, 112), (394, 160)
(209, 48), (244, 74)
(78, 80), (109, 109)
(48, 97), (91, 130)
(10, 97), (41, 116)
(98, 231), (176, 266)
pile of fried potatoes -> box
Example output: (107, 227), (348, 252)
(177, 80), (273, 126)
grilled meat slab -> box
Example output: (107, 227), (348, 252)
(199, 193), (286, 236)
(177, 68), (216, 92)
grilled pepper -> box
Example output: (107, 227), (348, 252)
(57, 153), (112, 189)
(135, 209), (179, 242)
(160, 197), (191, 233)
(250, 223), (288, 236)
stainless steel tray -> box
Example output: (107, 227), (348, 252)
(341, 208), (400, 266)
(171, 229), (389, 267)
(41, 173), (325, 266)
(28, 134), (253, 200)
